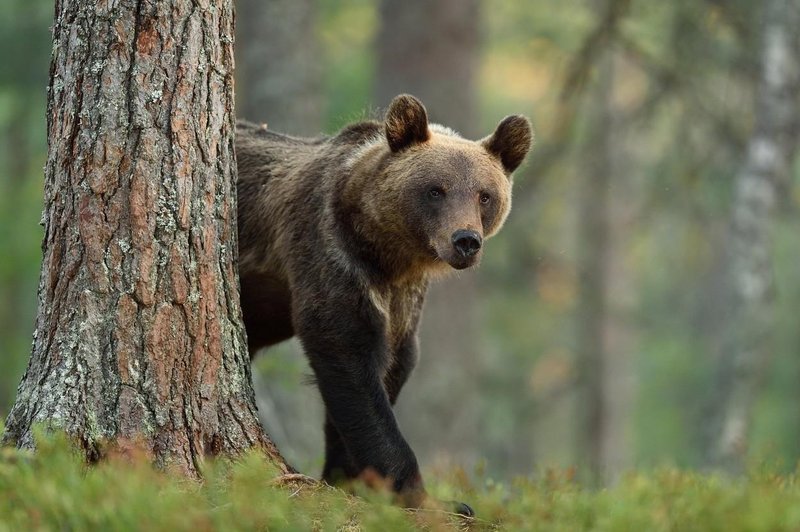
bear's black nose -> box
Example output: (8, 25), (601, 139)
(452, 230), (482, 258)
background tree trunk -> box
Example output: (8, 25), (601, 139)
(574, 49), (614, 485)
(375, 0), (480, 135)
(235, 0), (325, 472)
(708, 0), (800, 472)
(572, 0), (631, 485)
(236, 0), (322, 135)
(0, 0), (51, 416)
(0, 106), (34, 409)
(2, 0), (287, 476)
(375, 0), (483, 469)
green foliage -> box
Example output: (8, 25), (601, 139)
(0, 431), (417, 531)
(4, 433), (800, 530)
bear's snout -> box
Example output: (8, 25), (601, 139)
(451, 229), (482, 258)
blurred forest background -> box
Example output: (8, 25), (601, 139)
(1, 0), (799, 486)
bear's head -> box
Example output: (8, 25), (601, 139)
(352, 94), (532, 275)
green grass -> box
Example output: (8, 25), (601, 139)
(2, 431), (800, 531)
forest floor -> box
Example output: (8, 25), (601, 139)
(2, 429), (800, 531)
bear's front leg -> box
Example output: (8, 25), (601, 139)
(295, 289), (426, 504)
(383, 332), (475, 518)
(323, 331), (418, 483)
(383, 333), (420, 406)
(321, 414), (359, 483)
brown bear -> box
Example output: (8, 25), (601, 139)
(236, 94), (532, 515)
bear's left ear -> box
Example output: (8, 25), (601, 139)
(482, 115), (533, 174)
(385, 94), (431, 152)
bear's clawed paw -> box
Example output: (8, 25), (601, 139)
(448, 500), (475, 518)
(415, 496), (475, 518)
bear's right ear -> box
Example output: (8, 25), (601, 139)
(385, 94), (430, 152)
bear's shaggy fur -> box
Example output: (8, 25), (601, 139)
(236, 95), (532, 514)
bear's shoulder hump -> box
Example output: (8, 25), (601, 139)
(333, 121), (383, 145)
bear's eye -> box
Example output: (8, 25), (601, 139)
(480, 193), (492, 205)
(428, 187), (445, 200)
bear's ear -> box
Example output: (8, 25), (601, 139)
(385, 94), (430, 152)
(482, 115), (533, 174)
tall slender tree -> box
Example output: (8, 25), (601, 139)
(571, 0), (631, 485)
(2, 0), (287, 475)
(574, 50), (614, 485)
(0, 0), (51, 411)
(709, 0), (800, 472)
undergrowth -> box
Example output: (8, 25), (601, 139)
(2, 428), (800, 531)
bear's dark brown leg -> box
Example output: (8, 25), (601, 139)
(295, 288), (425, 499)
(321, 414), (360, 483)
(323, 334), (418, 484)
(311, 356), (423, 496)
(295, 281), (472, 516)
(384, 334), (419, 406)
(383, 333), (475, 518)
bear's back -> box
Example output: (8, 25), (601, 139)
(235, 120), (385, 277)
(236, 120), (383, 186)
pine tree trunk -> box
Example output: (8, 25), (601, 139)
(2, 0), (287, 476)
(709, 0), (800, 472)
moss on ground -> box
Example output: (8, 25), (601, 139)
(2, 429), (800, 531)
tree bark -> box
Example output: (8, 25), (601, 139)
(708, 0), (800, 472)
(2, 0), (287, 476)
(375, 0), (483, 469)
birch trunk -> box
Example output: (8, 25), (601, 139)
(709, 0), (800, 472)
